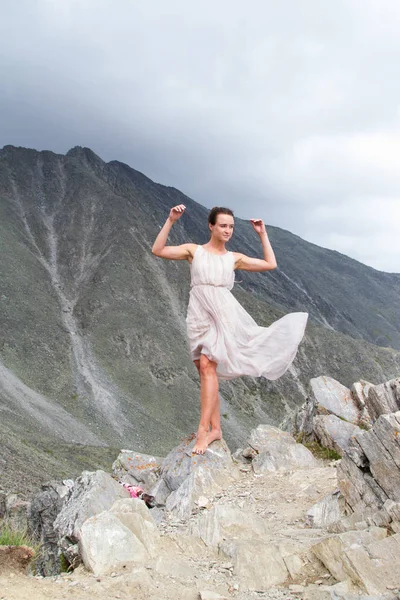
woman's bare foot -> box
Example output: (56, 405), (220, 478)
(192, 426), (209, 455)
(207, 428), (222, 445)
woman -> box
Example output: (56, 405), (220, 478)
(152, 205), (308, 455)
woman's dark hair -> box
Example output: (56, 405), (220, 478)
(208, 206), (234, 225)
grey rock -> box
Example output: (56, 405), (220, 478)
(191, 504), (267, 547)
(310, 376), (360, 424)
(5, 494), (30, 532)
(53, 470), (129, 567)
(109, 498), (159, 557)
(148, 477), (170, 507)
(28, 480), (73, 576)
(112, 450), (163, 488)
(199, 592), (228, 600)
(313, 414), (361, 456)
(365, 378), (400, 422)
(248, 424), (318, 473)
(79, 511), (148, 576)
(220, 538), (289, 590)
(311, 527), (388, 584)
(337, 411), (400, 516)
(306, 490), (343, 528)
(160, 435), (238, 520)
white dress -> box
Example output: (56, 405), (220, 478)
(186, 245), (308, 381)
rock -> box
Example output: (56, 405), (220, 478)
(351, 381), (373, 428)
(220, 539), (289, 590)
(112, 451), (163, 488)
(152, 555), (195, 580)
(242, 447), (257, 460)
(365, 377), (400, 422)
(199, 592), (228, 600)
(231, 449), (249, 464)
(344, 533), (400, 595)
(338, 411), (400, 515)
(160, 435), (239, 520)
(310, 376), (360, 424)
(54, 470), (130, 567)
(313, 415), (361, 456)
(289, 584), (305, 593)
(28, 480), (74, 576)
(248, 424), (318, 473)
(196, 496), (210, 508)
(5, 494), (30, 532)
(79, 511), (148, 576)
(148, 477), (170, 507)
(109, 498), (159, 557)
(311, 527), (400, 594)
(305, 490), (343, 528)
(190, 504), (267, 547)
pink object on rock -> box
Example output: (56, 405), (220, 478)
(121, 482), (144, 498)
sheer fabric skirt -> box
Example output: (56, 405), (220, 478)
(186, 285), (308, 381)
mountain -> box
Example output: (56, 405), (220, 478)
(0, 144), (399, 495)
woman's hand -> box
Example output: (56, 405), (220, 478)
(250, 218), (267, 236)
(169, 204), (186, 222)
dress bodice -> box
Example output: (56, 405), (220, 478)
(190, 245), (235, 290)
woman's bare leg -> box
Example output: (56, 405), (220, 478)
(209, 392), (222, 444)
(193, 359), (222, 445)
(193, 355), (219, 454)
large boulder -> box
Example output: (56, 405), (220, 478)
(312, 415), (361, 456)
(112, 450), (163, 488)
(53, 470), (129, 567)
(79, 511), (148, 576)
(364, 377), (400, 422)
(312, 528), (400, 595)
(110, 498), (159, 557)
(337, 411), (400, 515)
(190, 505), (267, 547)
(305, 490), (343, 529)
(247, 424), (318, 473)
(220, 539), (289, 590)
(28, 480), (74, 576)
(4, 494), (30, 533)
(309, 377), (361, 424)
(151, 434), (239, 520)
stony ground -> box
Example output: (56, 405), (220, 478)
(0, 458), (351, 600)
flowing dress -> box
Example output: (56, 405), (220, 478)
(186, 245), (308, 381)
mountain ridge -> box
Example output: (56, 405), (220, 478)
(0, 144), (399, 495)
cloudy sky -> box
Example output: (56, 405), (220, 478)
(1, 1), (399, 273)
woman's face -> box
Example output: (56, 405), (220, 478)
(209, 214), (234, 242)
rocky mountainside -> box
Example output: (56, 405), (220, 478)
(0, 144), (399, 494)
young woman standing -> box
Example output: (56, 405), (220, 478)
(152, 205), (308, 454)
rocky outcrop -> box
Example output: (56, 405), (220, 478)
(312, 528), (400, 595)
(112, 451), (163, 488)
(241, 424), (318, 473)
(149, 434), (239, 520)
(79, 498), (159, 576)
(53, 470), (130, 568)
(364, 377), (400, 421)
(28, 480), (73, 576)
(4, 405), (399, 595)
(337, 410), (400, 517)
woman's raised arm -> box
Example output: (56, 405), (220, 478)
(234, 219), (277, 272)
(152, 204), (195, 260)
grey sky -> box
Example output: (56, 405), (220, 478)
(1, 0), (399, 272)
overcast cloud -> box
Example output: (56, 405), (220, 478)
(1, 0), (399, 272)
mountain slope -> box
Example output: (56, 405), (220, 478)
(0, 144), (399, 494)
